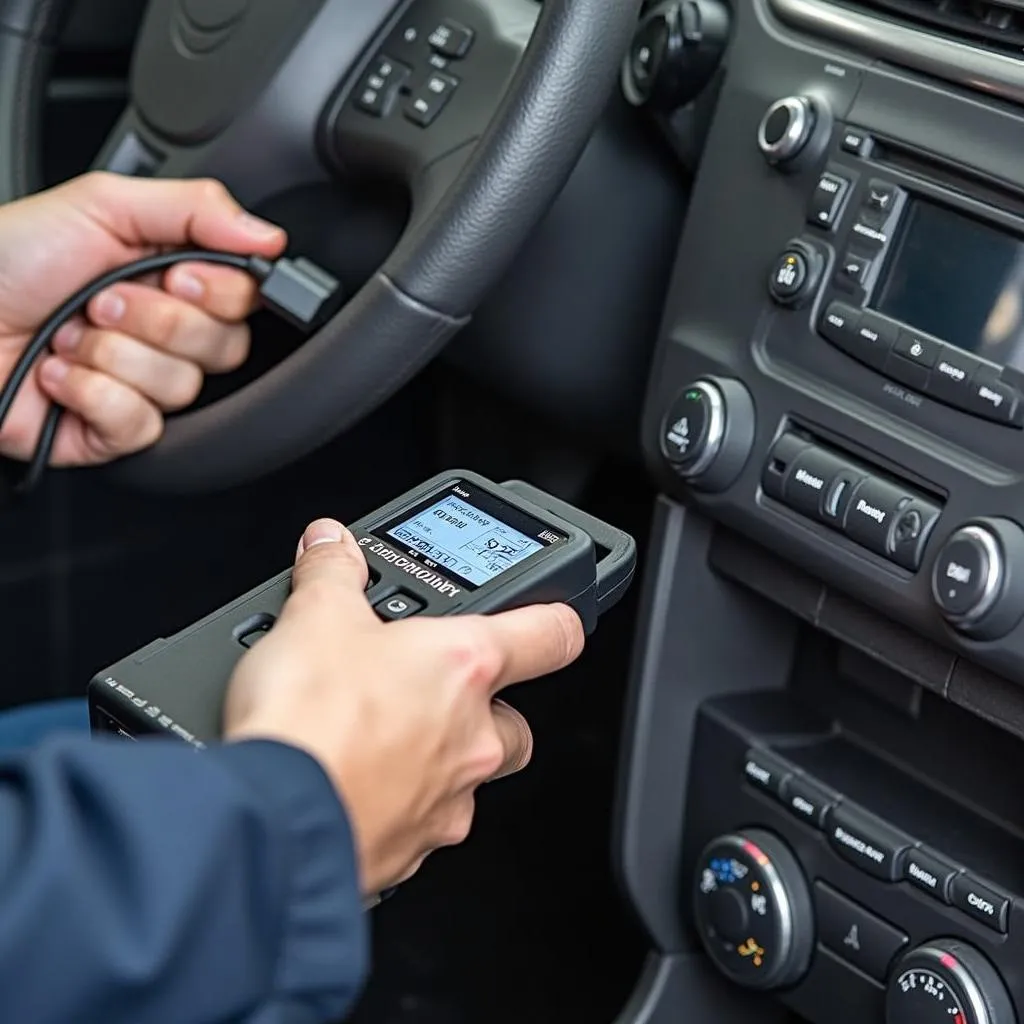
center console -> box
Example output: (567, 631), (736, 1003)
(621, 0), (1024, 1021)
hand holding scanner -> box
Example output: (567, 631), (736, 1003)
(88, 471), (637, 748)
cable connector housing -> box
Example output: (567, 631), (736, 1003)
(253, 256), (343, 332)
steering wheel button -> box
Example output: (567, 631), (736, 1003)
(405, 73), (460, 127)
(374, 592), (426, 621)
(355, 57), (410, 117)
(428, 20), (475, 58)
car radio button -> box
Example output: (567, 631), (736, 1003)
(951, 874), (1009, 933)
(782, 447), (848, 520)
(929, 347), (980, 403)
(894, 328), (939, 368)
(962, 367), (1022, 426)
(903, 847), (959, 903)
(374, 592), (426, 621)
(932, 525), (1000, 622)
(889, 499), (941, 572)
(862, 180), (901, 223)
(819, 302), (860, 349)
(825, 804), (910, 881)
(780, 775), (834, 828)
(835, 251), (871, 292)
(852, 312), (897, 369)
(808, 171), (850, 230)
(843, 477), (904, 556)
(815, 882), (908, 981)
(840, 127), (872, 156)
(769, 249), (808, 301)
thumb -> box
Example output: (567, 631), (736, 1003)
(283, 519), (372, 621)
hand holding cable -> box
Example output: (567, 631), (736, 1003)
(0, 173), (341, 492)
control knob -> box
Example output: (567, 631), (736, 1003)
(886, 939), (1014, 1024)
(757, 96), (822, 167)
(693, 830), (814, 990)
(931, 519), (1024, 640)
(768, 238), (823, 307)
(659, 377), (755, 491)
(622, 0), (730, 111)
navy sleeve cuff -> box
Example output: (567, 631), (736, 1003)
(207, 741), (369, 1021)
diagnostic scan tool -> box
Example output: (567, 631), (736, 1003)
(89, 471), (637, 748)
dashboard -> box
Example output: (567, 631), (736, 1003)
(619, 0), (1024, 1022)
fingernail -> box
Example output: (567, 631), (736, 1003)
(298, 518), (346, 555)
(52, 320), (84, 352)
(237, 211), (283, 240)
(93, 290), (126, 325)
(170, 271), (204, 301)
(39, 357), (69, 385)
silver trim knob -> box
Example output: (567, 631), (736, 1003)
(677, 380), (726, 480)
(757, 96), (815, 163)
(932, 524), (1003, 628)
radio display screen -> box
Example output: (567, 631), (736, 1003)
(875, 200), (1024, 369)
(380, 482), (566, 590)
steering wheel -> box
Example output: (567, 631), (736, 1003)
(0, 0), (640, 492)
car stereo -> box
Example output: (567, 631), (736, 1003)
(772, 143), (1024, 429)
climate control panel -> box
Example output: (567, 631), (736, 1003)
(683, 697), (1024, 1024)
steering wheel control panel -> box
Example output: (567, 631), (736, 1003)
(87, 471), (636, 747)
(641, 0), (1024, 689)
(683, 696), (1024, 1024)
(322, 0), (539, 181)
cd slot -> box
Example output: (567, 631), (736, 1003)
(869, 136), (1024, 223)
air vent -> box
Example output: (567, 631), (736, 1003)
(845, 0), (1024, 55)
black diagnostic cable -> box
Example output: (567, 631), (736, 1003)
(0, 249), (343, 496)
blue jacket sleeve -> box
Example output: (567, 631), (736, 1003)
(0, 735), (368, 1024)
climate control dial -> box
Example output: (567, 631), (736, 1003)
(693, 830), (813, 990)
(886, 940), (1014, 1024)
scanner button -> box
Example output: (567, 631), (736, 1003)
(374, 592), (425, 621)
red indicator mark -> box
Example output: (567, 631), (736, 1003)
(742, 840), (770, 867)
(955, 1014), (965, 1024)
(940, 953), (959, 971)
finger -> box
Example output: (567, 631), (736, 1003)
(53, 323), (205, 412)
(481, 604), (585, 697)
(82, 283), (251, 372)
(281, 520), (374, 625)
(489, 699), (534, 780)
(163, 262), (262, 322)
(37, 356), (162, 459)
(74, 172), (288, 258)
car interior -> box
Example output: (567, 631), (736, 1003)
(3, 0), (1024, 1021)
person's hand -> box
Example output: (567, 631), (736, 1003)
(0, 171), (287, 465)
(224, 519), (585, 896)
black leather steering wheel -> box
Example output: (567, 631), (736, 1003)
(0, 0), (640, 492)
